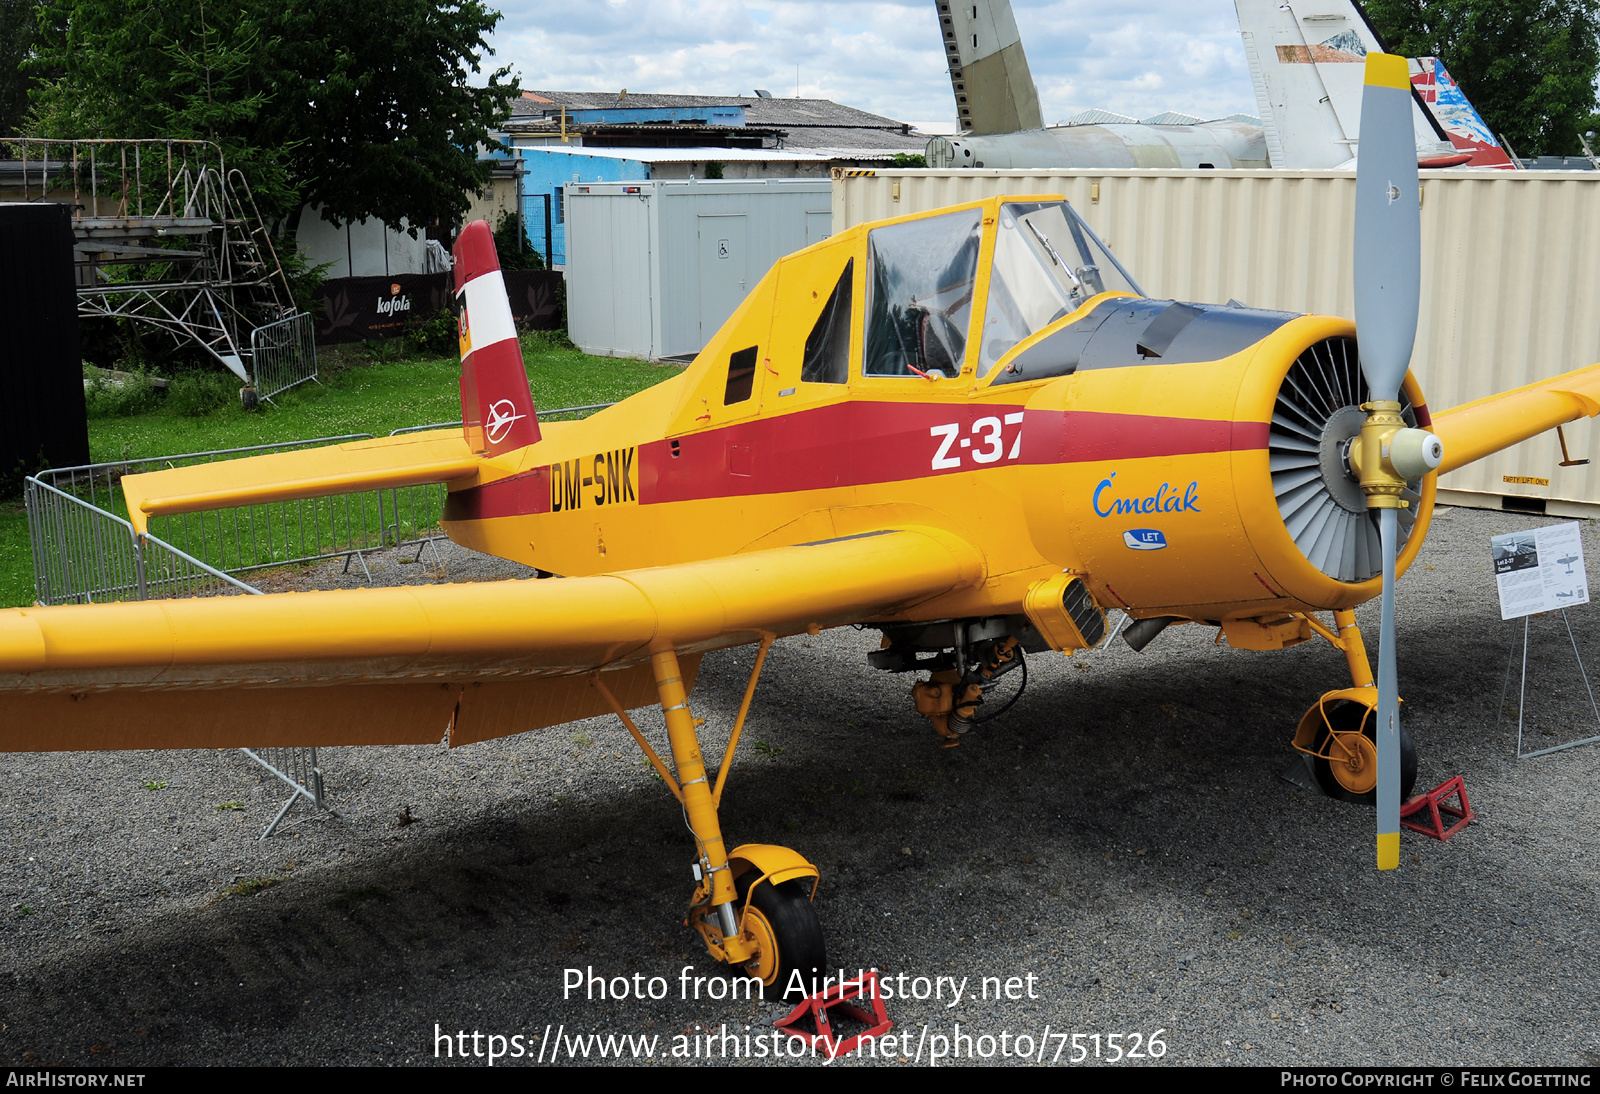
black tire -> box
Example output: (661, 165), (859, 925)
(1311, 698), (1418, 805)
(735, 871), (827, 1003)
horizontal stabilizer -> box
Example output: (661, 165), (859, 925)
(120, 432), (482, 535)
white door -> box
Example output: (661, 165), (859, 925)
(697, 214), (748, 342)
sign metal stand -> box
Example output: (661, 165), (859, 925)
(1491, 521), (1600, 759)
(1497, 610), (1600, 758)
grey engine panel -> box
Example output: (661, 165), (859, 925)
(992, 298), (1300, 384)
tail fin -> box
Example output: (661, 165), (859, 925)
(1234, 0), (1457, 168)
(935, 0), (1042, 135)
(452, 220), (541, 456)
(1410, 57), (1516, 169)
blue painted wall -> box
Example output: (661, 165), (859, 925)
(517, 148), (650, 265)
(571, 105), (744, 126)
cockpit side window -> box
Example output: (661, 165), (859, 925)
(863, 208), (983, 378)
(978, 201), (1144, 377)
(801, 259), (852, 385)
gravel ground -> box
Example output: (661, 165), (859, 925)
(2, 507), (1598, 1068)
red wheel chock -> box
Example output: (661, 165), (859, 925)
(773, 969), (893, 1059)
(1400, 776), (1474, 841)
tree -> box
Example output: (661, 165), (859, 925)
(1363, 0), (1600, 155)
(26, 0), (517, 227)
(492, 208), (543, 270)
(259, 0), (519, 230)
(0, 0), (47, 137)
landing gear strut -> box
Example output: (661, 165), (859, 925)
(597, 637), (825, 1000)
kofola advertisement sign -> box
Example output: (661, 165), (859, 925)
(315, 270), (562, 344)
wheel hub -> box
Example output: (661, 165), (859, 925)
(741, 905), (780, 986)
(1328, 730), (1378, 795)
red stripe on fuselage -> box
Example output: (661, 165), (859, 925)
(444, 465), (552, 522)
(442, 401), (1271, 519)
(1037, 411), (1270, 464)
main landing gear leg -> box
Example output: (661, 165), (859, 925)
(595, 641), (824, 999)
(648, 645), (756, 964)
(1292, 608), (1417, 804)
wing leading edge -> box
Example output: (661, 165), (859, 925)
(0, 527), (985, 753)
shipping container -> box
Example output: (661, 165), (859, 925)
(565, 179), (833, 360)
(832, 168), (1600, 516)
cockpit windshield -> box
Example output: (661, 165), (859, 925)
(977, 201), (1144, 377)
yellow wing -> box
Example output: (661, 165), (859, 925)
(0, 527), (984, 753)
(1430, 361), (1600, 475)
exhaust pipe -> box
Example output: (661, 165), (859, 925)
(1123, 615), (1181, 653)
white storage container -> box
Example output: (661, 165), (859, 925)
(565, 178), (833, 360)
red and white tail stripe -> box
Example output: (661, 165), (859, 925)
(452, 220), (540, 455)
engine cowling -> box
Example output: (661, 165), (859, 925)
(1016, 308), (1435, 622)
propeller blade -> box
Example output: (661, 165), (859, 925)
(1376, 508), (1401, 870)
(1353, 53), (1421, 403)
(1354, 54), (1422, 873)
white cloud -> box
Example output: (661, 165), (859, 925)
(483, 1), (1261, 124)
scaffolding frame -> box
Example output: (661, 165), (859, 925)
(6, 137), (299, 383)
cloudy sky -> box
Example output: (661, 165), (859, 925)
(485, 0), (1261, 127)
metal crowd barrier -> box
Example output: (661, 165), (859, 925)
(250, 312), (319, 402)
(30, 434), (444, 581)
(25, 477), (263, 605)
(240, 747), (328, 839)
(21, 478), (312, 837)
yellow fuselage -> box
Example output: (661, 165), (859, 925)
(440, 195), (1432, 632)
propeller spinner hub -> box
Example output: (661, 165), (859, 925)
(1350, 400), (1443, 509)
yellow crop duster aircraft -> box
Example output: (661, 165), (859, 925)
(2, 56), (1597, 998)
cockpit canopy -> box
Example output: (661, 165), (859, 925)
(860, 200), (1143, 381)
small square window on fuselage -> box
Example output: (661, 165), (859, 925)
(725, 345), (758, 404)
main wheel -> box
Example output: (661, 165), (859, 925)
(1311, 698), (1418, 805)
(735, 871), (827, 1003)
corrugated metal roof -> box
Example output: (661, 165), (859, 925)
(1062, 109), (1139, 126)
(1141, 112), (1203, 126)
(507, 127), (924, 156)
(517, 144), (835, 164)
(779, 127), (926, 153)
(506, 119), (779, 136)
(512, 91), (909, 132)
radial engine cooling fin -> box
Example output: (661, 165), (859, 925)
(1269, 337), (1421, 583)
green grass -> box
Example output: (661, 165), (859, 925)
(2, 336), (681, 606)
(224, 877), (281, 898)
(88, 335), (679, 463)
(0, 503), (32, 610)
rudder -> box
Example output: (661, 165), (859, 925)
(453, 220), (541, 455)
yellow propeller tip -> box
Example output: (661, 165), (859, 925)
(1377, 832), (1401, 870)
(1364, 53), (1411, 91)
